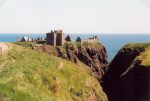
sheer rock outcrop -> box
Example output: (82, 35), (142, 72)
(102, 44), (150, 101)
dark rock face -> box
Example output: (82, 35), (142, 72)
(101, 47), (150, 101)
(57, 43), (109, 80)
(37, 43), (109, 80)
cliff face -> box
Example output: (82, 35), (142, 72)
(102, 43), (150, 101)
(37, 42), (109, 80)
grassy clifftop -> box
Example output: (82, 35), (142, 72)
(102, 43), (150, 101)
(0, 43), (107, 101)
(124, 43), (150, 67)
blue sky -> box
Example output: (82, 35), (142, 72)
(0, 0), (150, 33)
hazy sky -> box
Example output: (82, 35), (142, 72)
(0, 0), (150, 33)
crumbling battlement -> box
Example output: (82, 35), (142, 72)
(76, 35), (98, 43)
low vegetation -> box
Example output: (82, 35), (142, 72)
(124, 43), (150, 67)
(124, 43), (150, 49)
(63, 41), (101, 50)
(14, 42), (36, 47)
(0, 43), (107, 101)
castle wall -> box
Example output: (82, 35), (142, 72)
(56, 33), (64, 46)
(81, 38), (98, 43)
(76, 35), (98, 43)
(46, 32), (56, 46)
(46, 30), (64, 46)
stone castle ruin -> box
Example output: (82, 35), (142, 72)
(46, 30), (65, 46)
(16, 30), (99, 46)
(76, 35), (98, 43)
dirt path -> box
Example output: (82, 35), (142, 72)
(0, 43), (8, 53)
(0, 43), (12, 70)
(0, 43), (11, 54)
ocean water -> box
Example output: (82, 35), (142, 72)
(0, 33), (150, 61)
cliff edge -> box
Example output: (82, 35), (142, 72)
(102, 43), (150, 101)
(36, 42), (109, 80)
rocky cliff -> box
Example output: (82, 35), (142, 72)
(37, 42), (109, 80)
(102, 43), (150, 101)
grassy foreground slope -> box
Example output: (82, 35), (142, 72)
(0, 43), (107, 101)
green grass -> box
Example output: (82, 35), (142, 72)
(0, 43), (107, 101)
(123, 43), (150, 49)
(123, 43), (150, 67)
(14, 42), (36, 48)
(62, 41), (102, 51)
(82, 42), (101, 48)
(136, 49), (150, 67)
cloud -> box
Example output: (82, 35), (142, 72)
(139, 0), (150, 9)
(0, 0), (8, 8)
(0, 0), (150, 33)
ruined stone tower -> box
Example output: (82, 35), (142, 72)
(56, 30), (64, 46)
(46, 30), (64, 46)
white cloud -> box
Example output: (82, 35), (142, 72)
(0, 0), (8, 8)
(0, 0), (150, 33)
(139, 0), (150, 9)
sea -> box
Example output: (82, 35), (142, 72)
(0, 33), (150, 62)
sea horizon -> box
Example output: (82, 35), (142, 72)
(0, 33), (150, 61)
(1, 33), (150, 35)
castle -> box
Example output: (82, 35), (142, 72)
(76, 35), (98, 43)
(46, 30), (65, 46)
(46, 32), (98, 46)
(17, 30), (99, 46)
